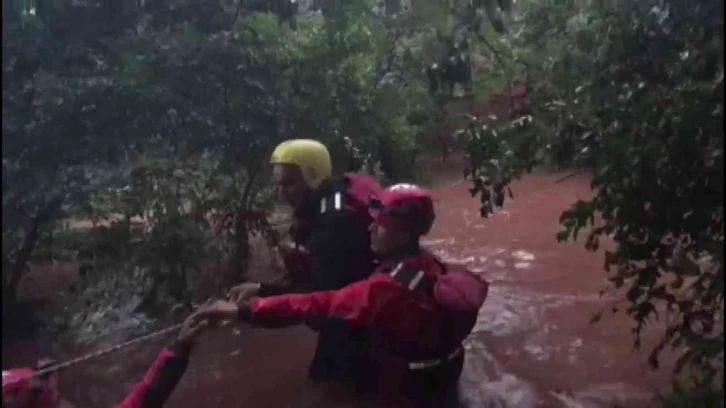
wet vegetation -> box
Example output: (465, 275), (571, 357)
(2, 0), (723, 406)
(463, 0), (724, 405)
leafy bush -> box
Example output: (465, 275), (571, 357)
(464, 0), (724, 404)
(2, 1), (445, 343)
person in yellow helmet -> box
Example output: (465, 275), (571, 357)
(227, 139), (382, 392)
(269, 139), (333, 205)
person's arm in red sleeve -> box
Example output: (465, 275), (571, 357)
(242, 276), (399, 329)
(112, 316), (206, 408)
(111, 341), (191, 408)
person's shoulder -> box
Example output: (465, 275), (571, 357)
(360, 273), (407, 296)
(316, 182), (349, 216)
(317, 175), (373, 218)
(413, 249), (446, 270)
(368, 270), (414, 289)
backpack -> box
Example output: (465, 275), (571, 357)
(388, 257), (489, 343)
(433, 262), (489, 314)
(322, 173), (382, 224)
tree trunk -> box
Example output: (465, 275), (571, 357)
(176, 260), (190, 304)
(231, 171), (259, 281)
(6, 197), (63, 303)
(232, 213), (250, 282)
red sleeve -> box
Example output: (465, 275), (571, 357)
(249, 275), (400, 329)
(111, 347), (181, 408)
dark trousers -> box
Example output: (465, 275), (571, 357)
(379, 350), (464, 408)
(307, 320), (375, 393)
(407, 351), (464, 408)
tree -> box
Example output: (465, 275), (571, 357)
(464, 0), (724, 404)
(2, 0), (441, 341)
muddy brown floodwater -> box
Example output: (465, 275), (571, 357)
(426, 168), (674, 408)
(3, 165), (675, 408)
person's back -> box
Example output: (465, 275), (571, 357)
(365, 250), (479, 407)
(287, 172), (377, 289)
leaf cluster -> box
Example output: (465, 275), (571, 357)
(464, 0), (724, 401)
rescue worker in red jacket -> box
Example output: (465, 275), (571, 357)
(227, 139), (380, 388)
(196, 184), (489, 407)
(2, 315), (207, 408)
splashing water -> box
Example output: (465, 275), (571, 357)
(424, 172), (673, 408)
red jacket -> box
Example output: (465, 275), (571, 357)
(251, 261), (439, 345)
(112, 342), (191, 408)
(246, 249), (470, 406)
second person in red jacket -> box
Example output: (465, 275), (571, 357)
(196, 183), (489, 408)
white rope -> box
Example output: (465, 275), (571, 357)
(26, 323), (184, 379)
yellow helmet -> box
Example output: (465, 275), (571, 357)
(270, 139), (332, 188)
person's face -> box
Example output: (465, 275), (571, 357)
(369, 219), (410, 255)
(272, 164), (308, 209)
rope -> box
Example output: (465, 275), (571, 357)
(17, 262), (291, 381)
(25, 323), (183, 380)
(21, 271), (290, 380)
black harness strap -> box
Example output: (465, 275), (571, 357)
(388, 262), (434, 295)
(386, 261), (464, 372)
(319, 178), (349, 215)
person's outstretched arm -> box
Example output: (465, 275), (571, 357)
(196, 275), (402, 330)
(112, 316), (206, 408)
(247, 279), (383, 327)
